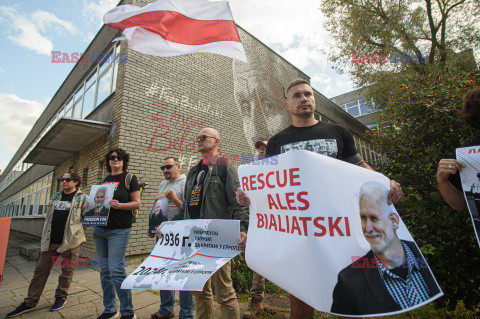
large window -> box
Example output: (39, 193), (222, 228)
(0, 173), (52, 218)
(0, 42), (121, 193)
(340, 99), (375, 118)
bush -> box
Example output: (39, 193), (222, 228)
(372, 69), (480, 309)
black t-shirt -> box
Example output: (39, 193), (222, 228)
(101, 172), (140, 229)
(188, 164), (209, 219)
(266, 121), (359, 163)
(50, 190), (77, 244)
(449, 136), (480, 191)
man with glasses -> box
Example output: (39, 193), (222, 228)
(168, 127), (249, 319)
(149, 157), (193, 319)
(7, 171), (88, 317)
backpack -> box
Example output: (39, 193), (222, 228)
(125, 172), (148, 222)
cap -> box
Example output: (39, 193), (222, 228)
(255, 140), (268, 149)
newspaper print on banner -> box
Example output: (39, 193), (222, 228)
(238, 150), (443, 317)
(148, 193), (169, 235)
(456, 146), (480, 247)
(83, 184), (115, 226)
(122, 219), (241, 291)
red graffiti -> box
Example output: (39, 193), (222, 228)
(147, 103), (205, 153)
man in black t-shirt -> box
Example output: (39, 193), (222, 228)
(7, 171), (88, 318)
(236, 78), (403, 319)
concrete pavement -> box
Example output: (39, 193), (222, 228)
(0, 232), (290, 319)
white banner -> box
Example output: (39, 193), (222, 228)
(122, 219), (242, 291)
(456, 146), (480, 247)
(238, 150), (442, 317)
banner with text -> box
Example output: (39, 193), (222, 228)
(456, 146), (480, 247)
(122, 219), (241, 291)
(238, 150), (442, 317)
(83, 184), (115, 226)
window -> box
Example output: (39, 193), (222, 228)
(340, 99), (375, 118)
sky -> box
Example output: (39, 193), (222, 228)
(0, 0), (354, 173)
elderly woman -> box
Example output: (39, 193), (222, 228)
(437, 88), (480, 210)
(94, 148), (141, 319)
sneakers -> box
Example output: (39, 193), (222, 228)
(6, 302), (35, 317)
(242, 298), (264, 319)
(97, 312), (120, 319)
(50, 298), (67, 311)
(151, 312), (174, 319)
(120, 314), (137, 319)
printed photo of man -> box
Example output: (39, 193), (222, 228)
(330, 181), (441, 316)
(86, 187), (109, 217)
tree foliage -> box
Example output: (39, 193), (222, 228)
(371, 69), (480, 309)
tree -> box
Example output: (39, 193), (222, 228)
(321, 0), (480, 310)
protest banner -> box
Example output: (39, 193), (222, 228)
(148, 193), (169, 235)
(122, 219), (241, 291)
(83, 184), (115, 226)
(0, 218), (12, 288)
(456, 146), (480, 247)
(238, 150), (442, 317)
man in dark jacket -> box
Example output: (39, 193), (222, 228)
(330, 181), (441, 316)
(172, 127), (249, 319)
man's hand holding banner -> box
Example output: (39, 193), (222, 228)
(238, 150), (443, 317)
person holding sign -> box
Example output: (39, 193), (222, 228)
(330, 181), (440, 316)
(171, 127), (249, 319)
(149, 156), (193, 319)
(93, 149), (141, 319)
(236, 78), (403, 318)
(437, 88), (479, 210)
(7, 171), (88, 317)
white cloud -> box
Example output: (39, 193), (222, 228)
(0, 67), (4, 72)
(0, 6), (76, 55)
(0, 92), (44, 152)
(82, 0), (119, 26)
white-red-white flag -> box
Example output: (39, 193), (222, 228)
(104, 0), (248, 62)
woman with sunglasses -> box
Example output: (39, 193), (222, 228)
(93, 148), (141, 319)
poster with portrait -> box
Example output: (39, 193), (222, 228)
(238, 150), (443, 317)
(456, 146), (480, 247)
(149, 193), (169, 235)
(83, 184), (115, 226)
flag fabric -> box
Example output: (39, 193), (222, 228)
(104, 0), (248, 62)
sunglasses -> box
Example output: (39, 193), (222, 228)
(108, 155), (124, 161)
(58, 178), (73, 182)
(196, 135), (215, 142)
(161, 164), (177, 171)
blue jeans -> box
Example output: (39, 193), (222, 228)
(93, 227), (134, 315)
(159, 290), (194, 319)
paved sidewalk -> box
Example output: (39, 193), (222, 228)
(0, 232), (290, 319)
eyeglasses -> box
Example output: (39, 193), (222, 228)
(58, 178), (72, 182)
(196, 135), (215, 142)
(109, 155), (124, 161)
(161, 164), (177, 171)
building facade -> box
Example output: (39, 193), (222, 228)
(0, 0), (381, 256)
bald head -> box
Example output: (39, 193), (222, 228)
(197, 127), (220, 154)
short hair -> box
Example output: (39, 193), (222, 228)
(359, 181), (392, 220)
(164, 156), (180, 165)
(65, 170), (81, 188)
(286, 78), (311, 95)
(105, 148), (130, 173)
(96, 187), (108, 196)
(461, 88), (480, 130)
